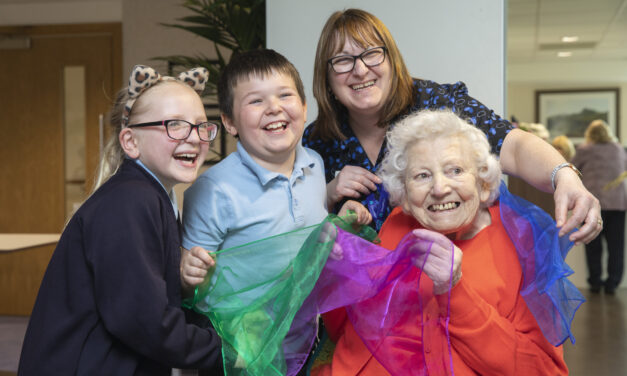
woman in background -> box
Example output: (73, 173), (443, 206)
(572, 119), (627, 294)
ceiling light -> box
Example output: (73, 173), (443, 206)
(557, 51), (573, 57)
(561, 36), (579, 43)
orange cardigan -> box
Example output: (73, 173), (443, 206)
(314, 205), (568, 376)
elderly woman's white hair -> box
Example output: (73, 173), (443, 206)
(379, 109), (502, 207)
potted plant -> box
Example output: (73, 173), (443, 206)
(155, 0), (266, 94)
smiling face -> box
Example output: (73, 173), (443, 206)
(124, 82), (209, 191)
(328, 36), (392, 120)
(401, 136), (491, 239)
(222, 71), (307, 173)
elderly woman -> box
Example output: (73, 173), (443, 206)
(571, 119), (627, 294)
(314, 110), (576, 375)
(302, 8), (600, 244)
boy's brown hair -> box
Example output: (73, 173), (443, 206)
(218, 49), (306, 120)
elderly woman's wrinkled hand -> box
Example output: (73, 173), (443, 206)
(328, 165), (382, 207)
(553, 171), (602, 245)
(410, 229), (463, 295)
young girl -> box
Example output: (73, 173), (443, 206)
(18, 65), (223, 375)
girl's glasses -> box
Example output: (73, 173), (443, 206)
(128, 119), (219, 142)
(328, 46), (387, 74)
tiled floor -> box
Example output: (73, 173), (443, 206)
(3, 288), (626, 375)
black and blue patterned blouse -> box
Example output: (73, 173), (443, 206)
(302, 79), (513, 231)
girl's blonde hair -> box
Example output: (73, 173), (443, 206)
(92, 80), (191, 192)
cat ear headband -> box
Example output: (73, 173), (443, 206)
(121, 64), (209, 127)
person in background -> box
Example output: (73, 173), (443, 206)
(302, 8), (601, 246)
(572, 119), (627, 294)
(18, 65), (223, 375)
(552, 135), (576, 161)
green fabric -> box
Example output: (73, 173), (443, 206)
(183, 213), (377, 375)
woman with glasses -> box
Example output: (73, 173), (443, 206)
(303, 8), (601, 245)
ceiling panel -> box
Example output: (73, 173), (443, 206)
(508, 0), (627, 62)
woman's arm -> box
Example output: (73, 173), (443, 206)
(500, 128), (601, 244)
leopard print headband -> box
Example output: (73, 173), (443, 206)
(121, 64), (209, 127)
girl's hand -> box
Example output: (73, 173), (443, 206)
(327, 166), (381, 208)
(180, 246), (216, 292)
(410, 229), (463, 295)
(338, 200), (373, 225)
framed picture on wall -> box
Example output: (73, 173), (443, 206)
(535, 88), (620, 144)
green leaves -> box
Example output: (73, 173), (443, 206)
(154, 0), (265, 92)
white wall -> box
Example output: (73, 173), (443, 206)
(267, 0), (506, 121)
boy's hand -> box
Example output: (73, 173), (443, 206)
(338, 200), (372, 225)
(180, 246), (216, 292)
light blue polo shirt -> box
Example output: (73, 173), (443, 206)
(182, 142), (328, 252)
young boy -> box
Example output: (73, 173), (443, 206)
(181, 49), (370, 288)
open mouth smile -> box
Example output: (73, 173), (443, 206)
(350, 80), (376, 91)
(428, 202), (460, 212)
(263, 121), (288, 133)
(174, 153), (199, 165)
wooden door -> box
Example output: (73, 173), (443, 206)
(0, 23), (121, 315)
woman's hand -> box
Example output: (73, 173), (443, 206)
(554, 168), (602, 245)
(180, 246), (216, 293)
(327, 165), (382, 208)
(410, 229), (463, 295)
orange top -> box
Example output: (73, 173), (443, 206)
(314, 205), (567, 376)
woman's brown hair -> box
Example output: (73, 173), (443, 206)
(311, 8), (414, 141)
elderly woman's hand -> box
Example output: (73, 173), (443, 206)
(327, 166), (382, 208)
(410, 229), (463, 295)
(554, 168), (602, 245)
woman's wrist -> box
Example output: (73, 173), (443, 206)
(551, 163), (582, 191)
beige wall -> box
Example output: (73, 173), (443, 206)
(508, 60), (627, 146)
(0, 0), (220, 89)
(121, 0), (217, 82)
